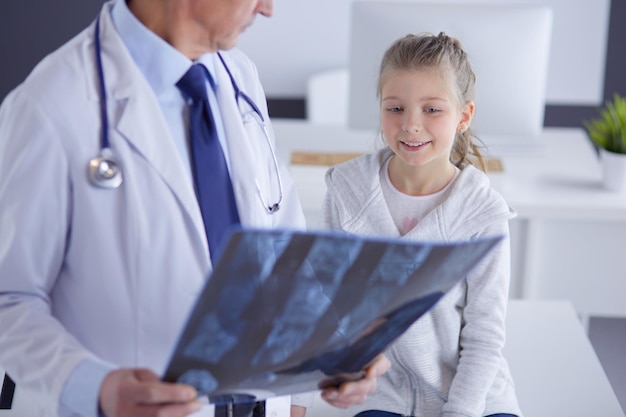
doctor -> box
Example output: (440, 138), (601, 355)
(0, 0), (390, 416)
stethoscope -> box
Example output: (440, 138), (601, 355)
(217, 53), (283, 214)
(88, 13), (283, 214)
(88, 13), (123, 189)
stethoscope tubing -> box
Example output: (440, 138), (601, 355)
(94, 14), (110, 150)
(88, 13), (123, 189)
(217, 54), (284, 213)
(219, 54), (265, 123)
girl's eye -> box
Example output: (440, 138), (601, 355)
(425, 107), (440, 113)
(387, 106), (402, 113)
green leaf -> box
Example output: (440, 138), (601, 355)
(584, 93), (626, 154)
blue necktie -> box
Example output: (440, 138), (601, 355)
(177, 64), (240, 263)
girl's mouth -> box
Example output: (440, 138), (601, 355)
(401, 140), (431, 150)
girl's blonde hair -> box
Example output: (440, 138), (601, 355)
(378, 32), (485, 171)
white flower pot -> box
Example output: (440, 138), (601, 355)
(600, 148), (626, 192)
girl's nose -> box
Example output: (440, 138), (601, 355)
(403, 112), (423, 133)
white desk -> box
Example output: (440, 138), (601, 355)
(305, 300), (625, 417)
(273, 120), (626, 317)
(505, 300), (624, 416)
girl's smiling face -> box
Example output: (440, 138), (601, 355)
(380, 67), (473, 173)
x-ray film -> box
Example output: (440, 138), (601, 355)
(163, 229), (502, 405)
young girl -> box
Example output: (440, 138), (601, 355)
(320, 33), (522, 417)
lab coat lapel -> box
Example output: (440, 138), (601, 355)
(97, 9), (209, 256)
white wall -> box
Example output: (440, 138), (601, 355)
(238, 0), (611, 105)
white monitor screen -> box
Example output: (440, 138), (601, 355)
(348, 2), (553, 138)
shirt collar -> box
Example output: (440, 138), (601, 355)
(110, 0), (219, 94)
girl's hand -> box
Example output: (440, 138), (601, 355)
(320, 354), (391, 409)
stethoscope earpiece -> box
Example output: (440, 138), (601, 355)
(88, 148), (123, 189)
(267, 203), (280, 214)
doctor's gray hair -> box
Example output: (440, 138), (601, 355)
(377, 32), (485, 171)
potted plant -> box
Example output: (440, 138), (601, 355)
(584, 93), (626, 192)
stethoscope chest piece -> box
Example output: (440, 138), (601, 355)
(88, 147), (123, 189)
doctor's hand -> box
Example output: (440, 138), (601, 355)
(99, 368), (202, 417)
(320, 354), (391, 409)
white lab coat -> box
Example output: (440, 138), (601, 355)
(0, 3), (305, 416)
